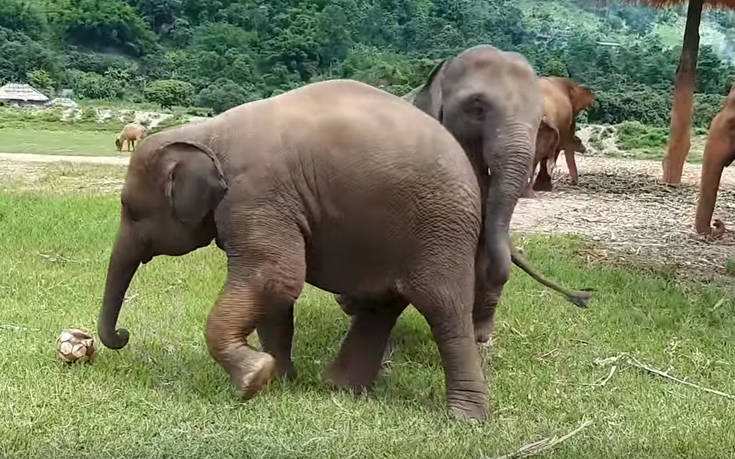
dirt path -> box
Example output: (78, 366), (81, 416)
(2, 151), (734, 281)
(0, 152), (130, 166)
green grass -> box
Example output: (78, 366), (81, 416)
(1, 174), (734, 457)
(0, 128), (121, 156)
(588, 122), (708, 163)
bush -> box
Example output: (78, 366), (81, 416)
(65, 70), (124, 99)
(26, 69), (55, 94)
(144, 79), (194, 109)
(195, 78), (254, 114)
(617, 121), (668, 151)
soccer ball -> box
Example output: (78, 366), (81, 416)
(56, 329), (97, 363)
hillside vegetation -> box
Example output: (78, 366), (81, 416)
(1, 0), (735, 124)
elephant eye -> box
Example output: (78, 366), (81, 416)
(123, 202), (141, 222)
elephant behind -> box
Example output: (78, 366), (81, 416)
(98, 79), (494, 421)
(695, 83), (735, 235)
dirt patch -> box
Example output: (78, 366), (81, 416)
(512, 155), (735, 283)
(0, 158), (126, 195)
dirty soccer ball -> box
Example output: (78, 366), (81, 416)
(56, 329), (97, 363)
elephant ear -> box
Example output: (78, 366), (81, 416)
(160, 141), (228, 224)
(414, 59), (449, 120)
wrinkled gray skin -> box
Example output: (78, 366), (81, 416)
(98, 79), (491, 421)
(408, 45), (589, 342)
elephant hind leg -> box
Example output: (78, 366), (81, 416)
(207, 220), (306, 399)
(324, 292), (407, 392)
(564, 151), (579, 184)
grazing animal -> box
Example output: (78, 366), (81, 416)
(115, 123), (147, 152)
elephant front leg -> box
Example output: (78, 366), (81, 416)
(206, 220), (306, 399)
(206, 286), (280, 399)
(532, 160), (553, 191)
(564, 150), (579, 185)
(257, 303), (296, 379)
(324, 294), (407, 391)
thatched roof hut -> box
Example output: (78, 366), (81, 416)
(0, 83), (49, 107)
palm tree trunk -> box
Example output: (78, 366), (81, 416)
(662, 0), (703, 185)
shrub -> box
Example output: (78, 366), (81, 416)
(26, 69), (55, 94)
(195, 78), (254, 114)
(64, 70), (124, 99)
(616, 121), (668, 151)
(144, 79), (194, 109)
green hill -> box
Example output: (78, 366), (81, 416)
(1, 0), (734, 124)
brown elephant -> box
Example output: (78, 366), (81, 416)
(529, 77), (594, 192)
(404, 45), (590, 344)
(99, 79), (497, 420)
(115, 122), (147, 152)
(695, 84), (735, 235)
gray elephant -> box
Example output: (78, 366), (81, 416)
(99, 79), (496, 420)
(342, 45), (590, 345)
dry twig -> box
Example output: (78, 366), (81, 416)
(595, 353), (735, 401)
(488, 419), (592, 459)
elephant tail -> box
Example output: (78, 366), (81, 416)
(511, 249), (592, 308)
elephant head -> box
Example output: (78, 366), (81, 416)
(99, 136), (228, 349)
(414, 45), (544, 287)
(695, 85), (735, 235)
(545, 76), (595, 117)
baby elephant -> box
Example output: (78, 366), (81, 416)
(98, 80), (492, 421)
(115, 122), (147, 152)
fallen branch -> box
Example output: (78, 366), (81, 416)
(626, 355), (735, 401)
(595, 353), (735, 401)
(489, 419), (592, 459)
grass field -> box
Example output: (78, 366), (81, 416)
(0, 128), (120, 156)
(1, 164), (734, 457)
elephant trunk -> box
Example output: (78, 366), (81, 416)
(483, 124), (534, 286)
(695, 150), (725, 235)
(99, 220), (142, 349)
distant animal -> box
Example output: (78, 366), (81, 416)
(115, 123), (147, 152)
(528, 77), (595, 194)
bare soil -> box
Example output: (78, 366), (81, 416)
(513, 154), (735, 283)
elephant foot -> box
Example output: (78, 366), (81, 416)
(230, 350), (278, 400)
(448, 391), (490, 422)
(532, 179), (553, 192)
(275, 359), (297, 380)
(323, 360), (374, 393)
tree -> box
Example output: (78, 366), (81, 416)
(195, 78), (255, 114)
(614, 0), (735, 184)
(144, 79), (194, 108)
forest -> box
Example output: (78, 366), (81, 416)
(2, 0), (735, 125)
